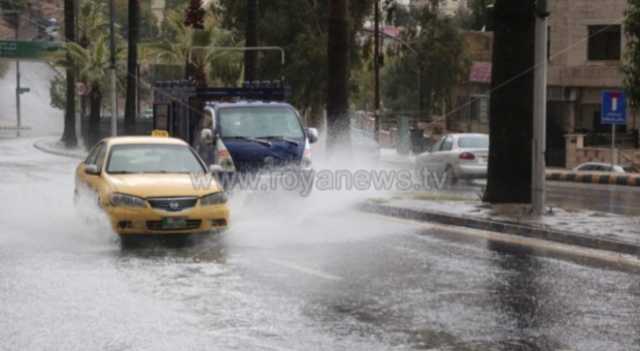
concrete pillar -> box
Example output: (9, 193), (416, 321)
(565, 133), (584, 169)
(567, 102), (576, 133)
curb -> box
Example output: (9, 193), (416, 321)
(358, 201), (640, 257)
(377, 162), (640, 187)
(546, 171), (640, 187)
(33, 139), (86, 159)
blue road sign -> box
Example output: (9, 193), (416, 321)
(601, 91), (627, 125)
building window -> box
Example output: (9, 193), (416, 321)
(587, 25), (621, 61)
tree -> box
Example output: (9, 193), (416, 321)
(54, 0), (127, 148)
(623, 0), (640, 110)
(125, 0), (140, 132)
(327, 0), (351, 154)
(455, 0), (494, 31)
(146, 8), (240, 87)
(114, 0), (159, 41)
(380, 5), (468, 120)
(61, 0), (78, 148)
(77, 0), (111, 129)
(215, 0), (375, 127)
(244, 0), (257, 81)
(483, 0), (535, 204)
(185, 0), (206, 29)
(59, 36), (125, 147)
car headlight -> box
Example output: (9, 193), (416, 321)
(110, 193), (146, 208)
(200, 192), (227, 206)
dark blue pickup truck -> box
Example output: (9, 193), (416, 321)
(152, 81), (319, 191)
(201, 102), (318, 175)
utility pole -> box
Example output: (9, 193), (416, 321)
(109, 0), (118, 136)
(532, 0), (549, 215)
(373, 0), (380, 141)
(15, 11), (21, 137)
(74, 0), (81, 142)
(62, 0), (77, 147)
(245, 0), (258, 82)
(373, 0), (381, 141)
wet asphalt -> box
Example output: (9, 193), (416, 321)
(1, 138), (640, 351)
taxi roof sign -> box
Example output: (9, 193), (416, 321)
(151, 130), (170, 137)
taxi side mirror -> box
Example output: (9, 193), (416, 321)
(85, 164), (100, 175)
(306, 128), (319, 144)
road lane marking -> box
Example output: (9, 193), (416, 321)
(364, 213), (640, 272)
(267, 259), (343, 282)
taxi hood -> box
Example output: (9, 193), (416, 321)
(105, 173), (221, 198)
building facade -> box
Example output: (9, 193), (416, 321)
(548, 0), (636, 134)
(451, 0), (638, 167)
(547, 0), (640, 167)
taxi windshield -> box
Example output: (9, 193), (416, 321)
(218, 106), (304, 139)
(106, 144), (205, 174)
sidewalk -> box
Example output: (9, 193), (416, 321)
(33, 137), (86, 159)
(360, 193), (640, 256)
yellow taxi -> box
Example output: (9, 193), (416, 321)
(74, 135), (229, 236)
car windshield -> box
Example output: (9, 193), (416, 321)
(458, 136), (489, 149)
(106, 144), (205, 174)
(218, 106), (304, 139)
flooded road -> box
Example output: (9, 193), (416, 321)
(1, 137), (640, 351)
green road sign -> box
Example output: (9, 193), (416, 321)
(0, 41), (62, 60)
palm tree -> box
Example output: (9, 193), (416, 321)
(77, 0), (109, 138)
(125, 0), (140, 133)
(55, 35), (125, 147)
(144, 8), (241, 87)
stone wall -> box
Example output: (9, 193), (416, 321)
(565, 134), (640, 168)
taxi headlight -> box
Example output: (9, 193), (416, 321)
(110, 193), (146, 208)
(201, 192), (227, 206)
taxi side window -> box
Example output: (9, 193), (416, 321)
(95, 145), (107, 171)
(85, 144), (102, 165)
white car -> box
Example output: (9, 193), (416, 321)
(572, 162), (625, 173)
(415, 133), (489, 184)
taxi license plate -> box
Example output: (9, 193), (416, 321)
(161, 217), (187, 229)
